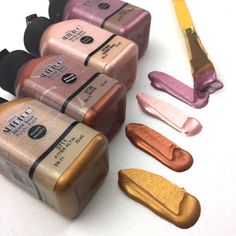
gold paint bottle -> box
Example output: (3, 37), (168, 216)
(0, 97), (109, 218)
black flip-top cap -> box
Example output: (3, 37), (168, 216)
(0, 49), (35, 95)
(24, 14), (53, 56)
(49, 0), (69, 22)
(0, 97), (8, 104)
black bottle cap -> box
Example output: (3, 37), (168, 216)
(0, 49), (35, 95)
(0, 49), (9, 60)
(0, 97), (8, 104)
(24, 14), (53, 56)
(49, 0), (68, 22)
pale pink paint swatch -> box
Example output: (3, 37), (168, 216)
(136, 92), (202, 136)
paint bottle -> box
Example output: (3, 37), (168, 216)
(0, 97), (109, 218)
(48, 0), (151, 58)
(24, 14), (138, 89)
(0, 49), (127, 140)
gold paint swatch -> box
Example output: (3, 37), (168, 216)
(118, 169), (201, 228)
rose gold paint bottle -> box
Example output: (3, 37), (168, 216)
(48, 0), (151, 58)
(0, 97), (109, 218)
(24, 15), (138, 89)
(0, 49), (127, 140)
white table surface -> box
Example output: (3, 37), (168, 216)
(0, 1), (236, 235)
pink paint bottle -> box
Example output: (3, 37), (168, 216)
(24, 14), (138, 89)
(48, 0), (151, 58)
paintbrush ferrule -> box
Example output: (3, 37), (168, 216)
(173, 0), (223, 92)
(185, 28), (211, 73)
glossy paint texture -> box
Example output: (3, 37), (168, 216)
(173, 0), (223, 91)
(0, 98), (109, 218)
(149, 71), (209, 108)
(118, 169), (201, 228)
(136, 92), (202, 135)
(14, 54), (127, 140)
(24, 17), (138, 89)
(126, 124), (193, 172)
(49, 0), (151, 58)
(149, 0), (223, 108)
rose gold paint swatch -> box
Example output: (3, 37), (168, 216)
(126, 124), (193, 171)
(118, 169), (201, 228)
(136, 92), (202, 136)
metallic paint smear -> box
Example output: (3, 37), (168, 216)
(126, 123), (193, 172)
(172, 0), (223, 91)
(149, 0), (223, 108)
(136, 92), (202, 135)
(118, 168), (201, 229)
(149, 71), (209, 109)
(185, 28), (223, 92)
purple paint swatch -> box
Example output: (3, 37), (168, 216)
(149, 71), (209, 109)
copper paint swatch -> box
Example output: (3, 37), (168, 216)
(126, 124), (193, 172)
(118, 169), (201, 228)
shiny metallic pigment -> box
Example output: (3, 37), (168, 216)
(126, 123), (193, 172)
(118, 169), (201, 228)
(136, 92), (202, 135)
(149, 0), (223, 108)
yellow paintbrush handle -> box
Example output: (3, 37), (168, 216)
(172, 0), (194, 32)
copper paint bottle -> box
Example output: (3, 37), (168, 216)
(48, 0), (151, 58)
(24, 15), (138, 89)
(0, 49), (127, 140)
(0, 97), (109, 218)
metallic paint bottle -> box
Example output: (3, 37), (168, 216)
(0, 97), (109, 218)
(48, 0), (151, 58)
(0, 49), (127, 140)
(24, 15), (138, 89)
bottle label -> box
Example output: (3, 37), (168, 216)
(62, 72), (118, 121)
(51, 20), (134, 80)
(86, 35), (131, 71)
(18, 56), (117, 121)
(59, 22), (118, 64)
(0, 99), (99, 210)
(102, 4), (143, 33)
(66, 0), (143, 33)
(62, 25), (91, 42)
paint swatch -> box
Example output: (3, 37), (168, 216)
(118, 169), (201, 228)
(149, 71), (209, 108)
(136, 92), (202, 135)
(126, 123), (193, 172)
(149, 0), (223, 108)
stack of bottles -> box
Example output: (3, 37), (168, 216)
(0, 0), (151, 218)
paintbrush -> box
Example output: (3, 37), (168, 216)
(172, 0), (223, 92)
(149, 1), (223, 109)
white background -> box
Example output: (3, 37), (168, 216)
(0, 0), (236, 235)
